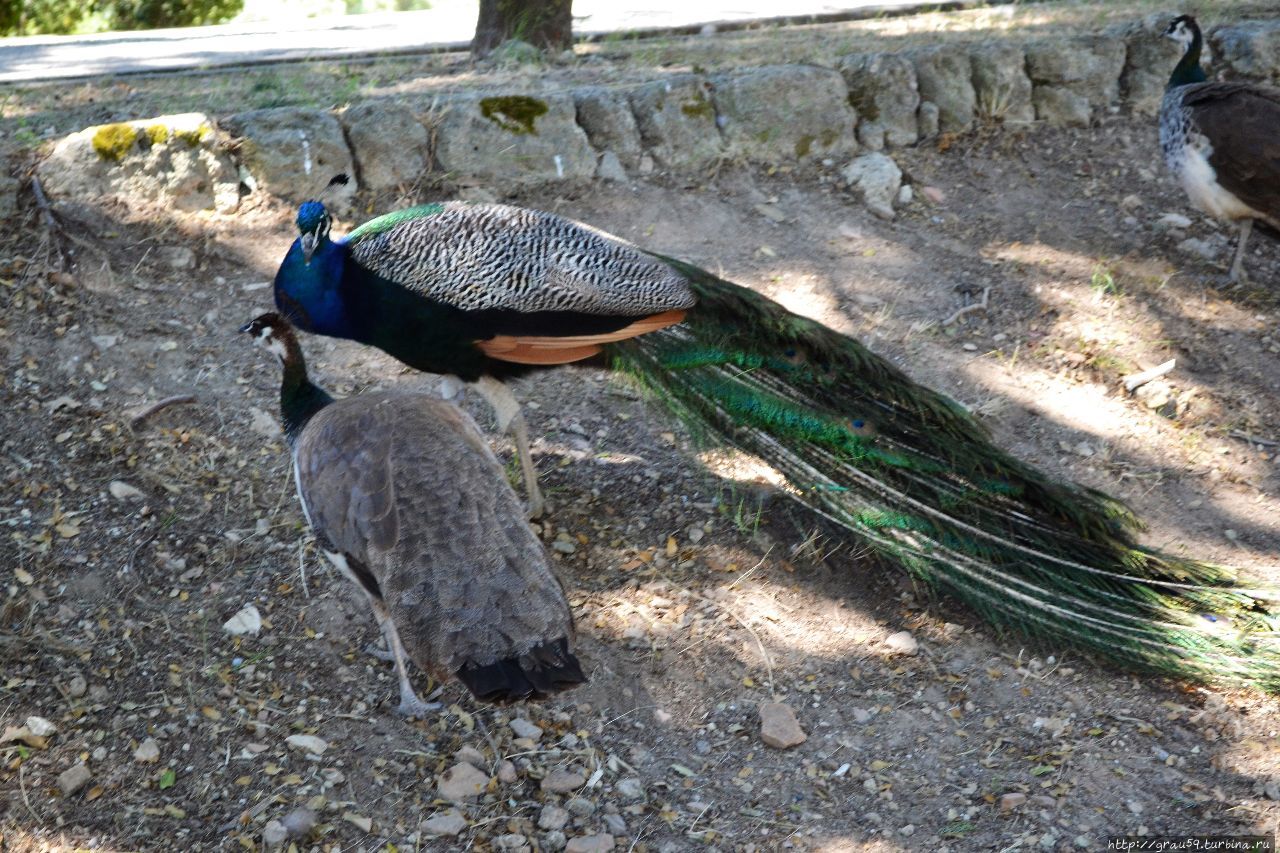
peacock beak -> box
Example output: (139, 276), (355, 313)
(301, 233), (317, 264)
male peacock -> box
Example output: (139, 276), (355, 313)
(241, 311), (585, 716)
(1160, 14), (1280, 282)
(273, 199), (1280, 691)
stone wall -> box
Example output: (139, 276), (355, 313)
(34, 12), (1280, 218)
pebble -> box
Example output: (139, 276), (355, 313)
(495, 833), (529, 850)
(962, 342), (978, 351)
(758, 701), (807, 749)
(566, 796), (596, 817)
(596, 150), (628, 183)
(284, 734), (328, 755)
(1156, 212), (1192, 230)
(437, 762), (490, 801)
(883, 631), (918, 656)
(26, 716), (57, 737)
(1177, 237), (1218, 261)
(540, 804), (570, 830)
(222, 603), (262, 636)
(853, 707), (873, 723)
(421, 808), (468, 836)
(897, 185), (913, 205)
(455, 744), (486, 768)
(544, 831), (568, 851)
(1000, 792), (1027, 811)
(510, 718), (544, 741)
(565, 834), (615, 853)
(58, 762), (92, 796)
(67, 674), (87, 698)
(603, 813), (628, 835)
(157, 245), (196, 270)
(497, 759), (518, 784)
(262, 820), (288, 847)
(921, 185), (945, 204)
(542, 768), (586, 793)
(134, 738), (161, 763)
(1119, 194), (1143, 212)
(281, 806), (318, 839)
(552, 538), (578, 554)
(615, 777), (645, 800)
(108, 480), (144, 501)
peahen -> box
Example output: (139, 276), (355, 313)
(273, 199), (1280, 691)
(1160, 13), (1280, 282)
(241, 311), (586, 716)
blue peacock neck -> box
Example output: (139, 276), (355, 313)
(1168, 24), (1208, 90)
(274, 236), (352, 338)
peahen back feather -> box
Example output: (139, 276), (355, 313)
(610, 256), (1280, 688)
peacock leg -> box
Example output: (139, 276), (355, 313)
(367, 596), (443, 718)
(474, 376), (546, 519)
(1229, 219), (1253, 283)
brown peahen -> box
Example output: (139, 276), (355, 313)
(241, 311), (585, 716)
(271, 200), (1280, 692)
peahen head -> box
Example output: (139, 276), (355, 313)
(296, 200), (332, 265)
(1164, 14), (1199, 50)
(1164, 14), (1207, 88)
(240, 311), (302, 368)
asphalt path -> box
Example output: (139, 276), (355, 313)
(0, 0), (969, 83)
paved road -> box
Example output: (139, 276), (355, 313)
(0, 0), (959, 83)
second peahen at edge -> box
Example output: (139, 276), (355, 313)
(273, 197), (1280, 691)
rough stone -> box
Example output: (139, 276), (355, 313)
(539, 804), (570, 831)
(541, 768), (586, 793)
(495, 834), (529, 850)
(509, 717), (544, 741)
(596, 150), (628, 182)
(838, 52), (920, 147)
(222, 107), (356, 205)
(856, 120), (886, 151)
(565, 796), (596, 817)
(436, 761), (491, 802)
(574, 86), (643, 168)
(712, 64), (857, 163)
(1000, 792), (1028, 811)
(565, 834), (615, 853)
(434, 92), (595, 185)
(421, 808), (468, 836)
(911, 45), (976, 132)
(342, 100), (432, 192)
(38, 113), (238, 213)
(156, 246), (196, 270)
(455, 744), (487, 768)
(262, 820), (288, 847)
(1110, 12), (1185, 114)
(841, 153), (902, 221)
(615, 777), (645, 800)
(917, 101), (940, 138)
(970, 43), (1034, 124)
(1025, 36), (1126, 126)
(1211, 19), (1280, 81)
(133, 737), (160, 763)
(759, 701), (807, 749)
(0, 174), (20, 221)
(280, 807), (318, 839)
(497, 759), (518, 784)
(58, 762), (92, 796)
(627, 75), (723, 171)
(543, 830), (568, 851)
(884, 630), (919, 655)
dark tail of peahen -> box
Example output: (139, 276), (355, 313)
(610, 255), (1280, 689)
(456, 637), (587, 704)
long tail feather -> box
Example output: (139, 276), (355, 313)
(610, 255), (1280, 688)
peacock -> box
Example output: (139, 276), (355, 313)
(1160, 13), (1280, 282)
(272, 198), (1280, 691)
(241, 311), (586, 716)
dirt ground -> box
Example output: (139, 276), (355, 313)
(3, 111), (1280, 852)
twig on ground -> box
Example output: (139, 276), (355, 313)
(130, 395), (198, 429)
(29, 173), (72, 271)
(941, 287), (991, 326)
(1122, 359), (1176, 392)
(1229, 430), (1280, 449)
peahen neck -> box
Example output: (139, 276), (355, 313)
(1168, 24), (1208, 89)
(274, 236), (352, 338)
(277, 337), (334, 447)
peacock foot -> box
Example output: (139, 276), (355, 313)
(395, 684), (445, 719)
(364, 642), (395, 662)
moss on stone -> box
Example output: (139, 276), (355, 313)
(479, 96), (548, 135)
(175, 123), (212, 147)
(847, 90), (878, 122)
(794, 135), (813, 157)
(146, 124), (169, 146)
(819, 128), (838, 147)
(92, 123), (141, 162)
(680, 92), (715, 119)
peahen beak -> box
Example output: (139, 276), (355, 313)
(301, 232), (317, 264)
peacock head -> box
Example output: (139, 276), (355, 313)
(240, 312), (299, 365)
(1164, 14), (1199, 51)
(296, 200), (331, 265)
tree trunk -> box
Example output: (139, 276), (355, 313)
(472, 0), (572, 58)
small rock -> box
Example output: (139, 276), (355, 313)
(421, 808), (468, 836)
(897, 184), (913, 206)
(262, 820), (288, 847)
(1156, 212), (1192, 230)
(26, 716), (57, 737)
(495, 833), (529, 850)
(565, 834), (615, 853)
(603, 813), (628, 835)
(759, 701), (807, 749)
(566, 796), (596, 817)
(540, 804), (570, 830)
(542, 768), (586, 793)
(883, 631), (918, 655)
(67, 674), (87, 698)
(596, 150), (628, 182)
(1000, 792), (1027, 811)
(455, 744), (487, 768)
(59, 762), (92, 796)
(223, 603), (262, 636)
(284, 734), (328, 755)
(615, 777), (645, 800)
(921, 185), (945, 204)
(544, 830), (568, 851)
(134, 738), (161, 763)
(497, 759), (518, 784)
(918, 101), (941, 138)
(438, 762), (491, 801)
(281, 806), (318, 839)
(156, 246), (196, 270)
(552, 538), (578, 555)
(754, 202), (788, 223)
(853, 707), (873, 723)
(510, 718), (544, 741)
(1177, 237), (1218, 261)
(1120, 194), (1143, 212)
(108, 480), (144, 501)
(841, 152), (902, 220)
(342, 813), (373, 833)
(638, 155), (655, 175)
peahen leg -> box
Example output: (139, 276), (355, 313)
(367, 596), (443, 718)
(1229, 219), (1253, 283)
(474, 375), (546, 519)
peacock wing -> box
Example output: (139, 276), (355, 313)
(344, 201), (696, 318)
(354, 395), (577, 681)
(1185, 82), (1280, 221)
